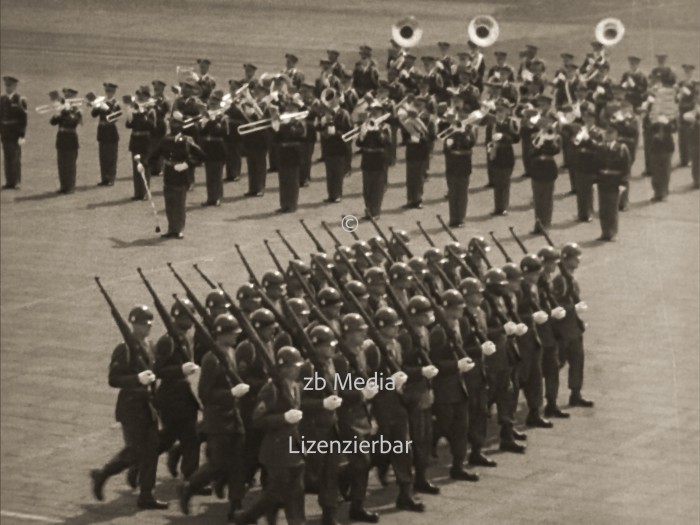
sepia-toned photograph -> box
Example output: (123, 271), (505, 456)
(1, 0), (698, 523)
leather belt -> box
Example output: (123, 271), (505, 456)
(58, 127), (76, 133)
(361, 148), (384, 153)
(600, 169), (623, 176)
(131, 131), (150, 136)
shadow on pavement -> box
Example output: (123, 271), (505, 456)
(109, 236), (168, 248)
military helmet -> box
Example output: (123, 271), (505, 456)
(537, 246), (561, 262)
(334, 246), (355, 265)
(310, 325), (337, 345)
(520, 254), (543, 273)
(374, 307), (402, 327)
(171, 298), (195, 318)
(236, 283), (260, 300)
(424, 247), (447, 265)
(364, 266), (387, 285)
(276, 346), (304, 367)
(352, 241), (373, 260)
(407, 257), (429, 276)
(445, 241), (467, 256)
(286, 259), (311, 278)
(407, 295), (432, 315)
(317, 287), (343, 306)
(441, 289), (466, 308)
(391, 230), (410, 245)
(312, 252), (335, 270)
(128, 305), (154, 325)
(459, 277), (485, 296)
(484, 268), (508, 287)
(262, 270), (285, 287)
(286, 297), (310, 316)
(368, 236), (387, 250)
(346, 280), (369, 298)
(206, 289), (231, 310)
(214, 313), (241, 334)
(561, 242), (582, 259)
(502, 262), (523, 280)
(250, 308), (276, 329)
(468, 236), (491, 254)
(342, 313), (368, 333)
(388, 262), (413, 282)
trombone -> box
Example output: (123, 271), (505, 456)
(237, 110), (309, 135)
(342, 113), (391, 142)
(436, 110), (483, 140)
(35, 97), (83, 114)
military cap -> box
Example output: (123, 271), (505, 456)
(319, 59), (331, 67)
(277, 346), (304, 367)
(346, 280), (369, 299)
(312, 252), (334, 269)
(243, 63), (257, 70)
(334, 245), (355, 265)
(502, 262), (523, 280)
(2, 76), (19, 84)
(310, 325), (337, 345)
(251, 308), (276, 329)
(62, 88), (78, 97)
(560, 52), (574, 60)
(206, 289), (231, 309)
(342, 313), (368, 333)
(262, 270), (285, 287)
(318, 287), (343, 306)
(214, 313), (241, 335)
(359, 45), (373, 55)
(590, 41), (604, 49)
(561, 242), (582, 259)
(520, 254), (543, 273)
(526, 44), (538, 52)
(407, 295), (432, 315)
(285, 53), (299, 63)
(459, 277), (484, 296)
(327, 49), (340, 57)
(682, 64), (696, 71)
(152, 79), (166, 87)
(287, 297), (311, 317)
(375, 307), (401, 327)
(407, 257), (429, 277)
(171, 298), (195, 318)
(209, 89), (224, 102)
(627, 56), (641, 63)
(424, 247), (448, 265)
(197, 58), (211, 65)
(494, 51), (507, 58)
(364, 266), (387, 285)
(237, 283), (260, 300)
(388, 262), (413, 282)
(538, 246), (561, 261)
(103, 82), (118, 90)
(484, 268), (509, 287)
(442, 289), (465, 308)
(437, 41), (451, 48)
(128, 305), (154, 324)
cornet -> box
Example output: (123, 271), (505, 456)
(467, 15), (500, 47)
(437, 110), (483, 140)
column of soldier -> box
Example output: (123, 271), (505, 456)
(92, 215), (593, 525)
(1, 16), (698, 241)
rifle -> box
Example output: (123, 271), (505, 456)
(301, 219), (326, 253)
(509, 226), (562, 309)
(193, 264), (218, 289)
(446, 245), (479, 280)
(276, 229), (302, 260)
(416, 221), (436, 247)
(537, 219), (582, 304)
(137, 268), (191, 363)
(388, 226), (414, 258)
(168, 263), (215, 332)
(264, 239), (286, 274)
(95, 277), (149, 371)
(383, 282), (432, 366)
(489, 232), (513, 263)
(508, 226), (529, 254)
(346, 219), (360, 241)
(332, 248), (366, 285)
(367, 216), (396, 262)
(172, 294), (244, 385)
(252, 283), (295, 347)
(428, 259), (457, 290)
(288, 263), (341, 339)
(472, 241), (493, 269)
(320, 220), (342, 248)
(436, 214), (459, 242)
(236, 244), (262, 288)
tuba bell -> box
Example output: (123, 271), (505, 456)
(392, 16), (423, 48)
(467, 15), (500, 47)
(595, 18), (625, 46)
(320, 87), (338, 107)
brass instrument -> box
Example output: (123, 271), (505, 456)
(105, 110), (123, 123)
(392, 16), (423, 48)
(532, 126), (559, 149)
(36, 97), (83, 114)
(595, 18), (625, 47)
(467, 15), (500, 47)
(437, 110), (484, 140)
(342, 112), (390, 142)
(573, 125), (590, 146)
(320, 87), (338, 107)
(237, 110), (309, 135)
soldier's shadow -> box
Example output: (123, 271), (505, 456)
(86, 197), (137, 210)
(13, 183), (107, 202)
(59, 489), (144, 525)
(468, 185), (492, 195)
(109, 236), (168, 248)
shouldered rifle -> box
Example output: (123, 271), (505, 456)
(537, 219), (556, 248)
(236, 244), (262, 288)
(436, 214), (459, 242)
(367, 216), (396, 261)
(472, 241), (493, 269)
(276, 229), (302, 260)
(263, 239), (286, 274)
(510, 227), (562, 308)
(446, 245), (478, 280)
(301, 219), (326, 253)
(288, 263), (341, 339)
(508, 226), (529, 254)
(320, 220), (342, 248)
(193, 264), (218, 289)
(252, 283), (295, 344)
(333, 248), (366, 284)
(168, 263), (214, 332)
(388, 226), (414, 258)
(172, 294), (244, 385)
(417, 221), (436, 247)
(537, 219), (581, 304)
(429, 259), (457, 289)
(489, 232), (512, 263)
(95, 277), (149, 371)
(384, 282), (432, 366)
(137, 268), (191, 363)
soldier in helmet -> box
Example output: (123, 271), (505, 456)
(428, 289), (479, 482)
(236, 283), (262, 319)
(352, 241), (374, 274)
(310, 253), (335, 292)
(442, 242), (467, 285)
(262, 270), (287, 311)
(310, 287), (344, 335)
(286, 260), (314, 299)
(367, 237), (389, 267)
(553, 243), (593, 407)
(365, 266), (389, 313)
(333, 246), (356, 285)
(424, 248), (448, 296)
(466, 237), (491, 280)
(232, 347), (306, 525)
(91, 306), (168, 510)
(389, 230), (412, 261)
(388, 262), (414, 309)
(180, 314), (250, 521)
(192, 290), (232, 364)
(398, 295), (440, 495)
(342, 280), (371, 314)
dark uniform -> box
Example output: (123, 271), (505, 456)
(677, 72), (697, 167)
(0, 78), (27, 189)
(596, 136), (630, 240)
(50, 95), (82, 194)
(684, 103), (700, 188)
(318, 107), (352, 202)
(299, 112), (316, 187)
(571, 121), (603, 221)
(200, 109), (227, 206)
(125, 101), (156, 199)
(91, 89), (121, 186)
(621, 65), (648, 110)
(443, 123), (476, 226)
(273, 111), (306, 212)
(242, 103), (269, 196)
(486, 116), (520, 214)
(353, 59), (380, 98)
(149, 81), (170, 176)
(357, 116), (391, 219)
(223, 96), (246, 182)
(530, 130), (561, 232)
(401, 110), (437, 207)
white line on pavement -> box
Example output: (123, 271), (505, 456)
(0, 510), (63, 523)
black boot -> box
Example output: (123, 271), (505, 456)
(414, 478), (440, 495)
(526, 411), (554, 428)
(468, 451), (497, 468)
(449, 466), (479, 482)
(349, 503), (380, 523)
(499, 441), (526, 454)
(179, 482), (192, 515)
(396, 483), (425, 512)
(544, 403), (570, 418)
(570, 390), (594, 407)
(90, 469), (106, 501)
(137, 492), (169, 510)
(512, 429), (528, 441)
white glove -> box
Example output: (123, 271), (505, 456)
(18, 137), (26, 146)
(284, 408), (303, 424)
(410, 135), (420, 143)
(575, 301), (588, 313)
(552, 306), (567, 320)
(596, 86), (605, 95)
(504, 321), (517, 336)
(323, 395), (343, 410)
(533, 311), (549, 324)
(445, 138), (453, 147)
(657, 115), (669, 125)
(138, 370), (156, 385)
(421, 365), (439, 379)
(99, 102), (109, 111)
(182, 362), (199, 376)
(362, 383), (379, 400)
(271, 120), (281, 132)
(231, 383), (250, 398)
(391, 371), (408, 390)
(174, 162), (189, 172)
(493, 132), (503, 141)
(515, 323), (528, 336)
(481, 341), (497, 356)
(327, 125), (336, 135)
(457, 357), (475, 373)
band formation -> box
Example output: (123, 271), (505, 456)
(1, 17), (699, 242)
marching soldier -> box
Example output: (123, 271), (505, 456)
(327, 49), (347, 79)
(553, 243), (593, 407)
(147, 114), (206, 239)
(621, 56), (648, 110)
(612, 99), (639, 211)
(272, 95), (307, 213)
(587, 64), (614, 125)
(195, 58), (216, 102)
(284, 53), (305, 90)
(488, 51), (515, 82)
(354, 46), (380, 98)
(401, 97), (436, 209)
(50, 88), (82, 194)
(486, 101), (520, 215)
(199, 90), (227, 207)
(91, 306), (168, 510)
(149, 79), (170, 177)
(242, 84), (268, 197)
(223, 80), (246, 182)
(677, 64), (696, 168)
(318, 90), (352, 203)
(442, 110), (477, 226)
(232, 347), (306, 525)
(529, 112), (561, 234)
(92, 82), (121, 187)
(180, 314), (250, 521)
(596, 123), (630, 241)
(0, 76), (27, 189)
(125, 87), (156, 200)
(571, 108), (602, 222)
(358, 101), (391, 219)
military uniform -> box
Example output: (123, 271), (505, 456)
(223, 97), (246, 182)
(537, 261), (565, 415)
(443, 124), (476, 226)
(91, 87), (121, 185)
(200, 109), (227, 206)
(125, 100), (156, 199)
(621, 65), (648, 110)
(401, 110), (437, 208)
(149, 81), (170, 176)
(357, 119), (391, 218)
(299, 112), (316, 187)
(0, 78), (27, 189)
(572, 121), (602, 221)
(486, 116), (520, 214)
(242, 104), (268, 196)
(596, 137), (630, 240)
(318, 107), (352, 201)
(677, 70), (697, 167)
(50, 96), (82, 193)
(530, 132), (561, 232)
(273, 114), (306, 212)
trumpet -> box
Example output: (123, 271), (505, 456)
(85, 93), (106, 107)
(35, 101), (62, 114)
(392, 16), (423, 48)
(237, 110), (309, 135)
(342, 113), (390, 142)
(467, 15), (500, 47)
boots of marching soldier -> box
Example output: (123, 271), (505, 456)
(544, 403), (570, 419)
(136, 491), (169, 510)
(569, 388), (594, 407)
(468, 447), (497, 468)
(498, 423), (526, 454)
(525, 409), (554, 428)
(396, 482), (425, 512)
(349, 503), (380, 523)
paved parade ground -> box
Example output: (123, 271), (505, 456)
(1, 0), (699, 523)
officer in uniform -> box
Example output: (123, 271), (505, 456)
(572, 108), (603, 222)
(92, 82), (121, 186)
(486, 101), (520, 215)
(180, 314), (250, 521)
(149, 79), (170, 177)
(223, 80), (245, 182)
(529, 111), (561, 233)
(273, 95), (306, 213)
(50, 88), (82, 194)
(401, 97), (436, 209)
(318, 90), (352, 203)
(677, 65), (696, 168)
(596, 124), (630, 241)
(232, 347), (306, 525)
(126, 87), (156, 200)
(357, 101), (391, 219)
(242, 83), (269, 197)
(0, 76), (27, 189)
(353, 46), (380, 98)
(195, 58), (216, 102)
(553, 243), (594, 408)
(91, 306), (168, 510)
(442, 111), (476, 227)
(621, 56), (648, 110)
(200, 89), (227, 206)
(148, 114), (206, 239)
